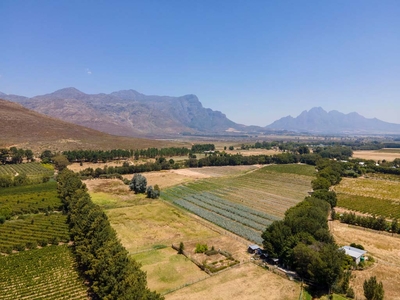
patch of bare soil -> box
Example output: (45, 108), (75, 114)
(352, 150), (400, 162)
(330, 220), (400, 300)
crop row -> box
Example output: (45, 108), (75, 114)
(0, 163), (54, 176)
(173, 199), (263, 244)
(0, 245), (88, 300)
(337, 193), (400, 219)
(182, 195), (269, 231)
(0, 181), (61, 215)
(0, 214), (69, 253)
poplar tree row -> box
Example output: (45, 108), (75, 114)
(57, 169), (163, 300)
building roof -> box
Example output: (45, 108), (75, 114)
(340, 246), (367, 259)
(248, 244), (261, 250)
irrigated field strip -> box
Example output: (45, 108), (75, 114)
(0, 245), (87, 300)
(335, 177), (400, 219)
(0, 214), (69, 249)
(162, 165), (314, 244)
(0, 182), (62, 214)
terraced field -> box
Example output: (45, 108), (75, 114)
(0, 245), (87, 300)
(162, 164), (314, 244)
(335, 177), (400, 219)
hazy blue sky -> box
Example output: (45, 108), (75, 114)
(1, 0), (399, 125)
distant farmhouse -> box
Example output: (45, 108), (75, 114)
(340, 245), (367, 265)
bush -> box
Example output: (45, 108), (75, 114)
(346, 287), (355, 298)
(195, 243), (208, 253)
(129, 174), (147, 193)
(26, 241), (38, 249)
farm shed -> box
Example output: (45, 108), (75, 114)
(248, 244), (261, 254)
(340, 246), (367, 265)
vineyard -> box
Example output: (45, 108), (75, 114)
(0, 162), (54, 183)
(0, 213), (69, 253)
(162, 164), (314, 244)
(335, 177), (400, 219)
(0, 181), (62, 215)
(0, 245), (88, 300)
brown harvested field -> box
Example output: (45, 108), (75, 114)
(224, 149), (281, 156)
(330, 220), (400, 300)
(120, 165), (260, 189)
(165, 263), (300, 300)
(353, 149), (400, 162)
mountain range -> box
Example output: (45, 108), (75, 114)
(0, 88), (244, 138)
(267, 107), (400, 134)
(1, 88), (400, 136)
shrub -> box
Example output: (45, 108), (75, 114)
(346, 287), (355, 298)
(195, 243), (208, 253)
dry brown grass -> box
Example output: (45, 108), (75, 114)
(165, 263), (300, 300)
(352, 150), (400, 162)
(330, 220), (400, 300)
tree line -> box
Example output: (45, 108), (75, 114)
(57, 169), (163, 300)
(0, 147), (34, 164)
(337, 212), (399, 234)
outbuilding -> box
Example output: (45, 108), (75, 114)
(340, 246), (367, 265)
(248, 244), (261, 254)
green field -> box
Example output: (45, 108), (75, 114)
(335, 177), (400, 219)
(0, 213), (69, 252)
(0, 245), (87, 300)
(0, 162), (54, 183)
(0, 181), (62, 215)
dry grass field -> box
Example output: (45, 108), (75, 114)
(165, 263), (300, 300)
(352, 149), (400, 162)
(330, 220), (400, 300)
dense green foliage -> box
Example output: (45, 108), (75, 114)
(130, 173), (147, 194)
(363, 276), (384, 300)
(191, 144), (215, 153)
(0, 147), (34, 164)
(0, 245), (88, 300)
(58, 169), (163, 300)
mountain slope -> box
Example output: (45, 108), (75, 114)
(267, 107), (400, 134)
(0, 99), (173, 152)
(2, 88), (243, 138)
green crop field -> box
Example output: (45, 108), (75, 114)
(162, 164), (314, 244)
(0, 213), (69, 252)
(0, 181), (62, 215)
(0, 162), (54, 183)
(0, 245), (88, 300)
(335, 177), (400, 219)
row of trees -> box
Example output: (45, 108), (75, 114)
(338, 212), (399, 234)
(262, 158), (347, 293)
(0, 147), (34, 164)
(57, 169), (163, 300)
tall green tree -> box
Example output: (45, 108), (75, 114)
(363, 276), (384, 300)
(130, 174), (147, 194)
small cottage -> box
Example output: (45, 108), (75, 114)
(247, 244), (261, 254)
(340, 246), (367, 265)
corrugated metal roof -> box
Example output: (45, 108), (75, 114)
(340, 246), (366, 258)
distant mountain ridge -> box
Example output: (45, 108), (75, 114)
(266, 107), (400, 134)
(1, 88), (244, 138)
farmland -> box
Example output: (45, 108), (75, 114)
(352, 149), (400, 162)
(0, 213), (69, 253)
(0, 245), (87, 300)
(0, 181), (62, 215)
(86, 164), (313, 296)
(334, 177), (400, 219)
(0, 162), (54, 183)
